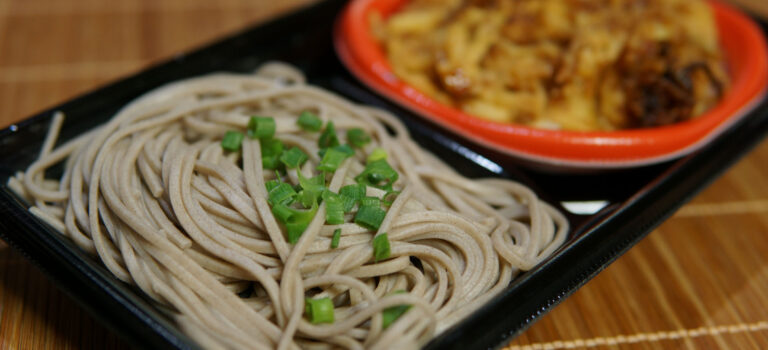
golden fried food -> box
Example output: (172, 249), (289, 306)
(374, 0), (729, 131)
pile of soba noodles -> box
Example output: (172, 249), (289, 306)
(8, 63), (568, 349)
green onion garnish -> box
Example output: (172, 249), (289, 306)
(260, 138), (284, 170)
(296, 172), (325, 208)
(367, 148), (388, 163)
(382, 190), (401, 206)
(382, 290), (411, 328)
(285, 221), (307, 244)
(261, 138), (284, 156)
(262, 156), (280, 170)
(322, 191), (346, 225)
(355, 158), (399, 191)
(265, 179), (280, 192)
(372, 233), (391, 262)
(280, 147), (308, 169)
(360, 196), (380, 208)
(347, 128), (371, 148)
(267, 182), (296, 206)
(305, 297), (334, 324)
(297, 111), (322, 132)
(317, 147), (351, 172)
(248, 116), (276, 139)
(221, 131), (244, 151)
(335, 144), (355, 156)
(271, 203), (295, 222)
(272, 201), (318, 244)
(339, 184), (366, 212)
(355, 199), (386, 230)
(318, 144), (354, 158)
(331, 228), (341, 249)
(318, 121), (340, 149)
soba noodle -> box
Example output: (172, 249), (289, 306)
(8, 62), (568, 349)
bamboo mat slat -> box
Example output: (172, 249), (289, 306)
(1, 1), (767, 349)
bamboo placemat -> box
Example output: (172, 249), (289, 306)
(1, 0), (767, 349)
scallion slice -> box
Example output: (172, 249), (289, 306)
(297, 172), (325, 208)
(339, 184), (366, 212)
(271, 203), (294, 223)
(305, 297), (334, 324)
(318, 121), (340, 149)
(382, 190), (401, 206)
(297, 111), (322, 132)
(360, 196), (380, 208)
(221, 131), (244, 151)
(247, 116), (276, 139)
(317, 147), (351, 172)
(260, 138), (284, 156)
(318, 144), (354, 158)
(355, 201), (386, 230)
(272, 201), (318, 244)
(280, 147), (308, 169)
(267, 182), (296, 206)
(367, 148), (387, 163)
(355, 158), (398, 191)
(322, 191), (345, 225)
(372, 233), (391, 262)
(382, 290), (411, 328)
(331, 228), (341, 249)
(260, 138), (284, 169)
(285, 221), (307, 244)
(347, 128), (371, 148)
(265, 180), (280, 192)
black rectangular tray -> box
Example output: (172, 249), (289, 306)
(1, 1), (767, 349)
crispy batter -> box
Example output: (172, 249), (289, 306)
(375, 0), (728, 131)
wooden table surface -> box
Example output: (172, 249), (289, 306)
(1, 0), (767, 349)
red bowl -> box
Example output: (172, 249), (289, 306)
(335, 0), (768, 169)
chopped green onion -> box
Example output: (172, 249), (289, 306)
(318, 121), (340, 149)
(347, 128), (371, 148)
(355, 202), (386, 230)
(300, 171), (326, 189)
(297, 111), (322, 132)
(262, 156), (280, 170)
(296, 191), (314, 209)
(382, 190), (401, 206)
(331, 228), (341, 249)
(382, 290), (411, 328)
(305, 297), (334, 324)
(367, 148), (388, 163)
(271, 203), (295, 222)
(318, 144), (354, 158)
(372, 233), (391, 262)
(360, 196), (380, 208)
(297, 172), (325, 208)
(317, 147), (351, 172)
(268, 171), (322, 243)
(355, 159), (399, 191)
(286, 221), (307, 244)
(280, 147), (308, 169)
(260, 138), (284, 169)
(267, 182), (296, 206)
(339, 184), (366, 212)
(261, 138), (284, 156)
(272, 201), (318, 244)
(265, 180), (280, 192)
(336, 144), (355, 156)
(322, 191), (346, 225)
(248, 116), (276, 139)
(221, 131), (244, 151)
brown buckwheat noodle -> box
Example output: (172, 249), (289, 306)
(8, 62), (568, 350)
